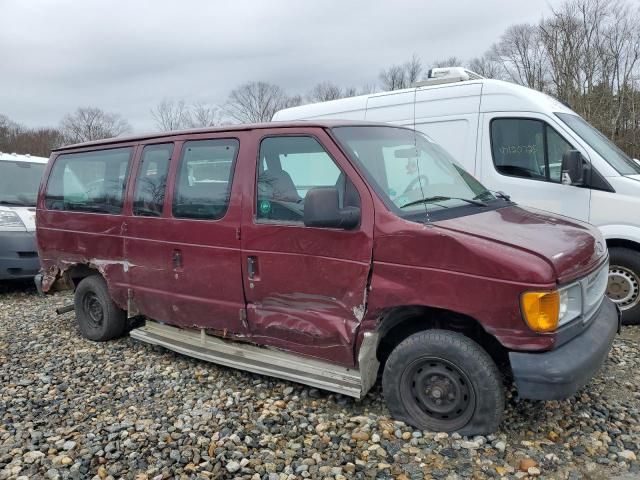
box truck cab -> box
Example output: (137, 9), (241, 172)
(273, 68), (640, 325)
(0, 152), (48, 280)
(36, 121), (618, 435)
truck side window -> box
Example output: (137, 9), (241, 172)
(173, 139), (239, 220)
(491, 118), (572, 183)
(256, 136), (359, 224)
(133, 144), (172, 217)
(45, 147), (133, 214)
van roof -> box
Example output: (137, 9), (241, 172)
(273, 78), (575, 121)
(53, 120), (396, 152)
(0, 152), (49, 164)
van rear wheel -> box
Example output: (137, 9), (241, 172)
(608, 247), (640, 325)
(382, 330), (504, 435)
(74, 275), (126, 341)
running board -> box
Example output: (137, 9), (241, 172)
(130, 321), (380, 398)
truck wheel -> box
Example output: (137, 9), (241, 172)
(608, 247), (640, 325)
(382, 330), (504, 435)
(74, 275), (126, 341)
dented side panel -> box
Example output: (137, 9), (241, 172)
(36, 209), (130, 308)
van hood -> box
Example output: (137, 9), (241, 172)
(435, 205), (606, 284)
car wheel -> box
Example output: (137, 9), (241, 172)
(74, 275), (126, 341)
(608, 247), (640, 325)
(382, 329), (504, 435)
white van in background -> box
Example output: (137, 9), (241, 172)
(273, 67), (640, 325)
(0, 152), (48, 280)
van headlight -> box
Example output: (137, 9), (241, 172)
(558, 283), (582, 326)
(521, 283), (582, 332)
(0, 210), (26, 231)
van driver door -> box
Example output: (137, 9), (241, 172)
(479, 112), (591, 222)
(239, 128), (374, 367)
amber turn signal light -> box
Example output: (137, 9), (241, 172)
(521, 291), (560, 333)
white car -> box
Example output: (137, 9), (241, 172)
(0, 152), (48, 280)
(274, 67), (640, 324)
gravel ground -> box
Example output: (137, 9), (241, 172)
(1, 284), (639, 480)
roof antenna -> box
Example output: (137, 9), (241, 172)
(412, 86), (430, 224)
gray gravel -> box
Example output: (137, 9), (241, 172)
(1, 284), (639, 480)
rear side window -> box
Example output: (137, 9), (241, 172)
(173, 139), (239, 220)
(133, 144), (172, 217)
(45, 147), (133, 213)
(491, 118), (572, 183)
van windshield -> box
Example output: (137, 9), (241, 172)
(331, 126), (497, 218)
(556, 112), (640, 175)
(0, 161), (46, 207)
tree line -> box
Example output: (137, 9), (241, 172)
(2, 0), (639, 158)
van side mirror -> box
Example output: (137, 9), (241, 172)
(304, 187), (360, 229)
(561, 150), (588, 186)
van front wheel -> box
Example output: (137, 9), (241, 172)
(74, 275), (126, 341)
(608, 247), (640, 325)
(382, 330), (504, 435)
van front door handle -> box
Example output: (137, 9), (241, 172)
(172, 249), (183, 269)
(247, 256), (258, 280)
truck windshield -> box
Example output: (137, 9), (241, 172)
(331, 126), (496, 217)
(556, 112), (640, 176)
(0, 161), (46, 207)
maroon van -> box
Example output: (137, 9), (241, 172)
(35, 121), (619, 434)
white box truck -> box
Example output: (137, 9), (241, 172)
(273, 68), (640, 324)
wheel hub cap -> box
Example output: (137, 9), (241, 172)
(410, 359), (473, 421)
(608, 266), (640, 311)
(83, 292), (104, 328)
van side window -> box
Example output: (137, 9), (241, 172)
(133, 144), (172, 217)
(45, 147), (133, 213)
(491, 119), (572, 183)
(173, 139), (238, 220)
(256, 136), (359, 224)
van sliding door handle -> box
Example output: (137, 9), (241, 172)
(247, 256), (258, 280)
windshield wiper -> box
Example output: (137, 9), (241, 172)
(400, 196), (487, 209)
(0, 200), (30, 207)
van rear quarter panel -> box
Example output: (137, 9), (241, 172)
(37, 146), (140, 307)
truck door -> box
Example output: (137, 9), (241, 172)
(240, 128), (374, 367)
(125, 136), (247, 336)
(479, 112), (591, 221)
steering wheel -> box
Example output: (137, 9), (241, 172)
(403, 175), (430, 195)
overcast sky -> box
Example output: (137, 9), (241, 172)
(1, 0), (560, 132)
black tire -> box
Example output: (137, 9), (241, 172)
(382, 329), (504, 435)
(74, 275), (126, 341)
(608, 247), (640, 325)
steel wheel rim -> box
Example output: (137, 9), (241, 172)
(401, 356), (476, 430)
(83, 292), (104, 328)
(608, 266), (640, 311)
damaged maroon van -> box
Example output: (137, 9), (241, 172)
(36, 121), (619, 434)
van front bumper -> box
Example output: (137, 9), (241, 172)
(0, 231), (40, 280)
(509, 297), (620, 400)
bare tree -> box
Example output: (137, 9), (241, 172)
(188, 102), (222, 128)
(151, 99), (192, 131)
(467, 52), (505, 79)
(492, 23), (548, 90)
(1, 114), (65, 156)
(307, 81), (344, 102)
(225, 81), (294, 123)
(379, 54), (423, 90)
(432, 56), (464, 68)
(404, 54), (423, 84)
(59, 107), (131, 144)
(379, 64), (408, 90)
